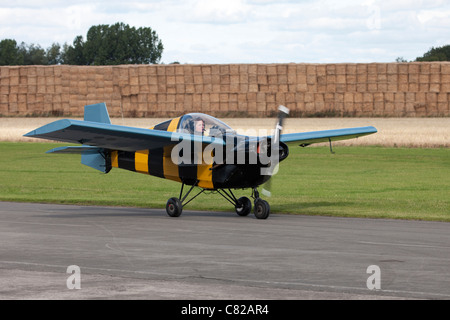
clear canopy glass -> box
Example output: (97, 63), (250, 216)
(177, 113), (235, 136)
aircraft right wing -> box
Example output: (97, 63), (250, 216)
(280, 126), (377, 147)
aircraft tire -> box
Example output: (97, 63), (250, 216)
(166, 197), (183, 217)
(235, 197), (252, 216)
(254, 198), (270, 219)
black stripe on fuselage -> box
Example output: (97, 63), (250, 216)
(148, 147), (165, 179)
(118, 151), (136, 172)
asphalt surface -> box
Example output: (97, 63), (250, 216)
(0, 201), (449, 300)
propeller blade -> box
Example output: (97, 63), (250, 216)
(273, 105), (289, 144)
(261, 106), (289, 197)
(261, 162), (279, 197)
(261, 180), (272, 197)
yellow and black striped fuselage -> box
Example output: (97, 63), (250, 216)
(110, 146), (216, 189)
(109, 117), (270, 190)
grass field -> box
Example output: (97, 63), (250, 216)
(0, 142), (448, 221)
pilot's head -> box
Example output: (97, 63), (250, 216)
(194, 118), (205, 134)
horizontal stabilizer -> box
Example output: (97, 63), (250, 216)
(46, 146), (111, 173)
(46, 146), (104, 154)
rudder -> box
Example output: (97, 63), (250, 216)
(84, 102), (111, 124)
(81, 149), (112, 173)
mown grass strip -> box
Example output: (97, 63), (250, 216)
(0, 142), (448, 221)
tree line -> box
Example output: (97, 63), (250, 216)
(0, 22), (163, 66)
(2, 21), (449, 66)
(414, 44), (450, 61)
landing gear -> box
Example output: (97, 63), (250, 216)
(165, 182), (205, 218)
(254, 198), (270, 220)
(251, 188), (270, 220)
(235, 196), (252, 216)
(219, 187), (270, 219)
(165, 183), (270, 219)
(166, 197), (182, 217)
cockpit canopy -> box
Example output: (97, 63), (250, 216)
(177, 113), (234, 136)
(153, 113), (235, 137)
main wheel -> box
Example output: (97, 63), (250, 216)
(166, 197), (183, 217)
(254, 198), (270, 219)
(235, 196), (252, 216)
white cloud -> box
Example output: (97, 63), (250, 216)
(190, 0), (250, 23)
(1, 0), (449, 63)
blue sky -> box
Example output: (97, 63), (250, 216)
(1, 0), (449, 64)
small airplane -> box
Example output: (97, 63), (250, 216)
(24, 103), (377, 219)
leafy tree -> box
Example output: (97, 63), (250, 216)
(0, 40), (66, 65)
(46, 43), (62, 65)
(19, 43), (48, 65)
(415, 45), (450, 61)
(0, 39), (24, 65)
(64, 22), (164, 65)
(63, 36), (86, 65)
(0, 22), (163, 66)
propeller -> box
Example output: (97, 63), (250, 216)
(261, 105), (289, 197)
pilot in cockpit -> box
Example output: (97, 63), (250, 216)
(193, 117), (205, 135)
(179, 113), (233, 137)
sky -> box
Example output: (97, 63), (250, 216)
(1, 0), (450, 64)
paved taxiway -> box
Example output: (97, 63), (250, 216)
(0, 201), (449, 299)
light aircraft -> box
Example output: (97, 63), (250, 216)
(24, 103), (377, 219)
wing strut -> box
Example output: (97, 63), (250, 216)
(329, 138), (335, 154)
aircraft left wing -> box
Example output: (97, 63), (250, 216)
(24, 119), (225, 152)
(280, 126), (377, 147)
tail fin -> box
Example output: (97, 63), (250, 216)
(82, 103), (112, 173)
(81, 149), (111, 173)
(84, 103), (111, 124)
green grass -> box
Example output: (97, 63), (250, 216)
(0, 142), (449, 221)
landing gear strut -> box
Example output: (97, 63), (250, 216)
(217, 187), (270, 219)
(165, 183), (270, 219)
(165, 182), (204, 218)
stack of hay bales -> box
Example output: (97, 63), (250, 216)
(0, 62), (449, 117)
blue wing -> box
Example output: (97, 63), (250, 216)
(280, 126), (377, 147)
(24, 103), (225, 152)
(24, 103), (226, 173)
(24, 118), (225, 152)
